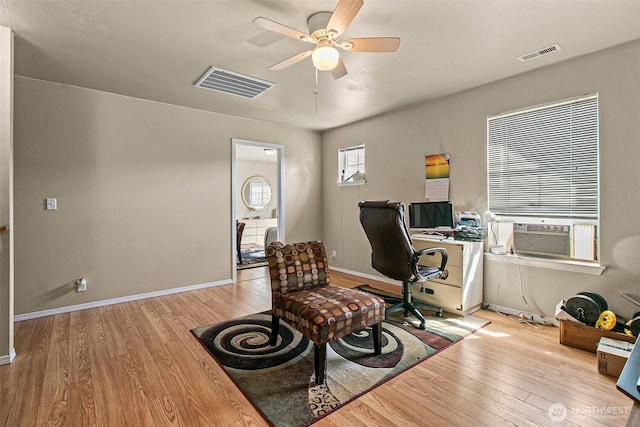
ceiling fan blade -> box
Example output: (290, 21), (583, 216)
(270, 50), (313, 70)
(253, 17), (313, 42)
(342, 37), (401, 52)
(331, 58), (348, 79)
(327, 0), (364, 36)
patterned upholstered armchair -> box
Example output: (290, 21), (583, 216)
(265, 241), (385, 385)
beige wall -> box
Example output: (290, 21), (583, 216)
(322, 40), (640, 320)
(13, 77), (322, 315)
(8, 36), (640, 329)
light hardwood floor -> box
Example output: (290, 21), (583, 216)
(1, 267), (634, 426)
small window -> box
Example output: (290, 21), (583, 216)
(338, 145), (366, 184)
(487, 94), (599, 262)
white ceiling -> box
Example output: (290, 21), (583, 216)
(2, 1), (640, 131)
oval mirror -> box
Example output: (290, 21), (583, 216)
(241, 176), (272, 211)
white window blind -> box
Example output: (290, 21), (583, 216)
(487, 95), (598, 219)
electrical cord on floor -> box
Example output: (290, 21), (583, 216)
(495, 308), (544, 329)
(513, 245), (550, 322)
(516, 253), (540, 312)
(484, 247), (555, 329)
(492, 256), (547, 329)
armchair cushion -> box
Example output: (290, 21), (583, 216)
(273, 285), (384, 345)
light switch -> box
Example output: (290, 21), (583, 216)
(46, 198), (57, 210)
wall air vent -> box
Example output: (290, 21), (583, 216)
(194, 67), (275, 99)
(518, 44), (562, 62)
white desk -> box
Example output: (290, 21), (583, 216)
(411, 234), (484, 315)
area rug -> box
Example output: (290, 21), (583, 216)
(191, 310), (489, 426)
(237, 246), (267, 270)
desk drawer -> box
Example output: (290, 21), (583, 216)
(241, 235), (258, 244)
(256, 218), (277, 228)
(414, 240), (463, 267)
(416, 257), (462, 287)
(415, 264), (461, 287)
(412, 281), (463, 314)
(431, 266), (462, 287)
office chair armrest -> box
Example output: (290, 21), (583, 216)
(413, 247), (448, 274)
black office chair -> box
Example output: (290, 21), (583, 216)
(358, 200), (449, 329)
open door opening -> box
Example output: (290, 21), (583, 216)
(231, 139), (284, 281)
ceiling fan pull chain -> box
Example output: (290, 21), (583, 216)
(314, 68), (319, 114)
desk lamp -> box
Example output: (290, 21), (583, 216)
(483, 211), (507, 254)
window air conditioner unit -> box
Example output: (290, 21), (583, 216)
(513, 223), (571, 258)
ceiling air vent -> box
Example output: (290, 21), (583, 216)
(194, 67), (275, 99)
(518, 44), (562, 62)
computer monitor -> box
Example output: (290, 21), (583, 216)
(408, 202), (455, 231)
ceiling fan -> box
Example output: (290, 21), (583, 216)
(253, 0), (400, 79)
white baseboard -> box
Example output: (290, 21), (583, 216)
(14, 279), (232, 322)
(483, 303), (558, 326)
(329, 266), (400, 287)
(0, 348), (16, 365)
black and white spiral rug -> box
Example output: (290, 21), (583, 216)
(191, 311), (489, 427)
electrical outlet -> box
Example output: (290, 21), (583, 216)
(46, 198), (57, 210)
(331, 251), (337, 259)
(76, 277), (87, 292)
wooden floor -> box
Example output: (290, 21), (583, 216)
(1, 267), (634, 426)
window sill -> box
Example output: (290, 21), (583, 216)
(337, 180), (366, 187)
(484, 252), (606, 276)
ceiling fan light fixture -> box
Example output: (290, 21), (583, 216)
(312, 43), (339, 71)
(254, 0), (400, 78)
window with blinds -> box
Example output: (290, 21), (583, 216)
(487, 94), (599, 261)
(488, 94), (598, 218)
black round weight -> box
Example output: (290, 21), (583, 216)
(629, 316), (640, 337)
(577, 291), (608, 312)
(565, 294), (602, 326)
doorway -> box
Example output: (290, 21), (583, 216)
(231, 139), (284, 281)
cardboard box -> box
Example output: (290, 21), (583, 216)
(559, 319), (636, 353)
(597, 337), (635, 377)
